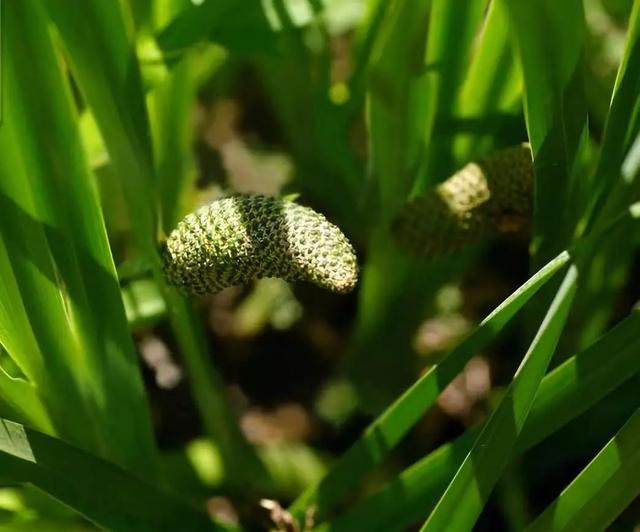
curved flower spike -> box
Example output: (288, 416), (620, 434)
(392, 143), (533, 257)
(162, 195), (358, 295)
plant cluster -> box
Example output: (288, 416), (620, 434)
(0, 1), (638, 531)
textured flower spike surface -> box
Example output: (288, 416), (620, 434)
(392, 143), (533, 257)
(162, 195), (358, 295)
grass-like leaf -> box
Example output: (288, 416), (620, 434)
(413, 0), (489, 190)
(0, 1), (158, 478)
(148, 48), (199, 234)
(570, 0), (640, 349)
(527, 407), (640, 531)
(0, 418), (218, 532)
(328, 306), (640, 531)
(368, 0), (487, 214)
(587, 0), (640, 230)
(452, 0), (522, 160)
(500, 0), (589, 266)
(42, 0), (158, 256)
(421, 266), (578, 531)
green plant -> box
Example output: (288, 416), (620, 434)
(0, 0), (638, 530)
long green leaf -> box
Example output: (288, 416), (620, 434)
(568, 0), (640, 349)
(0, 0), (158, 478)
(328, 308), (640, 532)
(413, 0), (489, 190)
(368, 0), (488, 215)
(421, 266), (578, 531)
(0, 419), (217, 532)
(148, 49), (199, 234)
(42, 0), (157, 256)
(365, 0), (430, 217)
(452, 0), (523, 161)
(527, 408), (640, 532)
(251, 1), (363, 222)
(565, 0), (640, 350)
(290, 250), (570, 521)
(587, 0), (640, 231)
(500, 0), (589, 266)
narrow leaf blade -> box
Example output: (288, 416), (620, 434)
(422, 267), (578, 531)
(0, 419), (217, 532)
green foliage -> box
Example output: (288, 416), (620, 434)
(290, 249), (570, 521)
(528, 407), (640, 532)
(0, 1), (158, 478)
(0, 0), (638, 530)
(422, 266), (579, 531)
(0, 418), (215, 531)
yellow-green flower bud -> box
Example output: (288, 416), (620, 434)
(162, 195), (358, 295)
(392, 143), (533, 257)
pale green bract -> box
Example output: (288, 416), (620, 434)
(162, 195), (358, 295)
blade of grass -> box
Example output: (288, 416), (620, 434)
(148, 48), (199, 234)
(147, 1), (228, 232)
(327, 304), (640, 532)
(499, 0), (589, 267)
(350, 0), (388, 98)
(412, 0), (490, 191)
(368, 0), (487, 216)
(317, 202), (638, 525)
(320, 4), (473, 391)
(527, 407), (640, 532)
(586, 0), (640, 232)
(290, 250), (571, 521)
(0, 418), (218, 532)
(252, 0), (364, 223)
(0, 236), (52, 430)
(42, 1), (158, 256)
(420, 266), (578, 531)
(0, 1), (159, 478)
(452, 0), (523, 161)
(365, 0), (430, 217)
(566, 1), (640, 349)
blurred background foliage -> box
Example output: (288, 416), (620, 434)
(0, 0), (639, 530)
